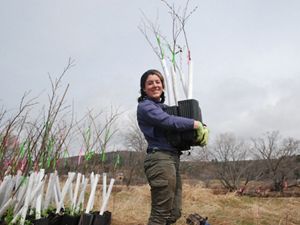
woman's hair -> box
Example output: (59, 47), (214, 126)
(138, 69), (165, 103)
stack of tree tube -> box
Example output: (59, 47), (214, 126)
(0, 170), (114, 225)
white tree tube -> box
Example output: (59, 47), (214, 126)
(14, 183), (27, 215)
(0, 176), (10, 207)
(170, 66), (178, 105)
(3, 179), (13, 208)
(90, 172), (95, 209)
(177, 67), (188, 99)
(71, 173), (81, 213)
(15, 170), (23, 190)
(31, 171), (40, 203)
(55, 173), (62, 204)
(100, 178), (115, 215)
(102, 173), (107, 202)
(53, 185), (60, 211)
(36, 180), (45, 219)
(85, 174), (99, 213)
(76, 176), (88, 213)
(90, 172), (95, 187)
(0, 175), (14, 208)
(16, 173), (34, 225)
(69, 182), (74, 203)
(187, 60), (193, 99)
(12, 170), (24, 213)
(43, 173), (54, 210)
(35, 170), (45, 219)
(56, 172), (75, 213)
(161, 59), (173, 105)
(53, 173), (62, 212)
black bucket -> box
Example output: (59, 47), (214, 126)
(92, 211), (111, 225)
(61, 214), (80, 225)
(163, 99), (203, 150)
(33, 217), (49, 225)
(78, 213), (94, 225)
(48, 213), (63, 225)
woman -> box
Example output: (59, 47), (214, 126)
(137, 69), (207, 225)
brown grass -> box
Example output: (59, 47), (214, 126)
(91, 182), (300, 225)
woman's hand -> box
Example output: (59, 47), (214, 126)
(194, 121), (209, 147)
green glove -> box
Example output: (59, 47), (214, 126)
(195, 122), (209, 147)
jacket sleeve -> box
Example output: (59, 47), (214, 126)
(138, 100), (194, 131)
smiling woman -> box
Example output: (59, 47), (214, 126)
(136, 69), (205, 225)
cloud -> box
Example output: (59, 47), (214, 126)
(206, 75), (300, 139)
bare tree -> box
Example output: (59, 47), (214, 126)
(0, 91), (37, 179)
(252, 131), (300, 192)
(210, 133), (256, 191)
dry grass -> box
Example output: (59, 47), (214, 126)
(93, 182), (300, 225)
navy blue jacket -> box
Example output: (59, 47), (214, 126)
(137, 98), (194, 151)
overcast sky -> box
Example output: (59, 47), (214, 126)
(1, 0), (300, 150)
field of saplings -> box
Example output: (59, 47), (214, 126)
(1, 173), (300, 225)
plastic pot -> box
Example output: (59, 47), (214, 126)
(33, 217), (49, 225)
(92, 211), (111, 225)
(61, 214), (80, 225)
(78, 213), (94, 225)
(48, 213), (63, 225)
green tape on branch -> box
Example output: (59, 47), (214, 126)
(86, 128), (91, 143)
(47, 156), (52, 168)
(27, 152), (32, 166)
(52, 159), (57, 170)
(101, 150), (106, 162)
(85, 150), (94, 161)
(156, 35), (165, 59)
(63, 148), (69, 158)
(20, 141), (26, 158)
(20, 176), (28, 186)
(114, 154), (121, 168)
(47, 137), (55, 156)
(172, 51), (175, 65)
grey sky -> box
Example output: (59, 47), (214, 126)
(1, 0), (300, 148)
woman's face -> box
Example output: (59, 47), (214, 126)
(144, 74), (163, 101)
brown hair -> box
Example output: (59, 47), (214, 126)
(137, 69), (165, 103)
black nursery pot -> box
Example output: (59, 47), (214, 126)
(78, 213), (94, 225)
(61, 214), (80, 225)
(92, 211), (111, 225)
(33, 217), (49, 225)
(48, 213), (63, 225)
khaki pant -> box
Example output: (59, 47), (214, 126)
(144, 151), (182, 225)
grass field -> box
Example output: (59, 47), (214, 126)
(95, 182), (300, 225)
